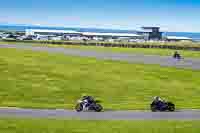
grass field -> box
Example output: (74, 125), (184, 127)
(0, 118), (200, 133)
(1, 41), (200, 58)
(0, 48), (200, 109)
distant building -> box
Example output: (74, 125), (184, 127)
(82, 32), (143, 40)
(137, 27), (163, 41)
(165, 36), (193, 42)
(25, 29), (81, 36)
(25, 28), (194, 42)
(49, 36), (62, 41)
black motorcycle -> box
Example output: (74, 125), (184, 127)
(173, 52), (182, 59)
(75, 99), (103, 112)
(150, 101), (175, 112)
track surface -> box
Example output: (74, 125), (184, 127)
(1, 44), (200, 70)
(1, 44), (200, 120)
(0, 108), (200, 120)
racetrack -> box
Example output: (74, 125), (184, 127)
(0, 108), (200, 120)
(1, 44), (200, 70)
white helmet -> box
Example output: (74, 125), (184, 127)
(153, 96), (160, 101)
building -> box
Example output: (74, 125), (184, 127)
(25, 27), (195, 42)
(137, 27), (163, 41)
(165, 36), (193, 42)
(82, 32), (143, 40)
(25, 29), (81, 36)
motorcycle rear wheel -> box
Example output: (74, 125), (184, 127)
(168, 104), (175, 112)
(150, 105), (157, 112)
(75, 103), (83, 112)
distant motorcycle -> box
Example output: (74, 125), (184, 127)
(75, 97), (103, 112)
(173, 52), (182, 59)
(150, 100), (175, 112)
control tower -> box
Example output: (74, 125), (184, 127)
(137, 27), (163, 41)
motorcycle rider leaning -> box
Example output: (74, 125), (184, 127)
(82, 96), (95, 107)
(173, 51), (181, 59)
(153, 96), (165, 109)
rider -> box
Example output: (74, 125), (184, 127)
(82, 95), (95, 106)
(153, 96), (164, 108)
(173, 51), (181, 59)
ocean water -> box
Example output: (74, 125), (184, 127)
(0, 25), (200, 41)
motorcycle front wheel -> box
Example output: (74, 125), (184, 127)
(94, 104), (103, 112)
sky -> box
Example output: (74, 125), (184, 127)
(0, 0), (200, 32)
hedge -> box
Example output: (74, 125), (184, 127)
(1, 39), (200, 51)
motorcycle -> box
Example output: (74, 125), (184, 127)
(173, 52), (182, 60)
(150, 100), (175, 112)
(75, 99), (103, 112)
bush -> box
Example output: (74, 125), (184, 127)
(1, 39), (200, 51)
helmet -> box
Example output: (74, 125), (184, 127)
(153, 96), (160, 101)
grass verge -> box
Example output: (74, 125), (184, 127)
(0, 118), (200, 133)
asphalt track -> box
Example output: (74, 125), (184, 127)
(0, 108), (200, 120)
(1, 43), (200, 120)
(1, 44), (200, 70)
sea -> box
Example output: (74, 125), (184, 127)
(1, 25), (200, 41)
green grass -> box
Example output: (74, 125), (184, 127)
(0, 48), (200, 110)
(0, 118), (200, 133)
(1, 40), (200, 58)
